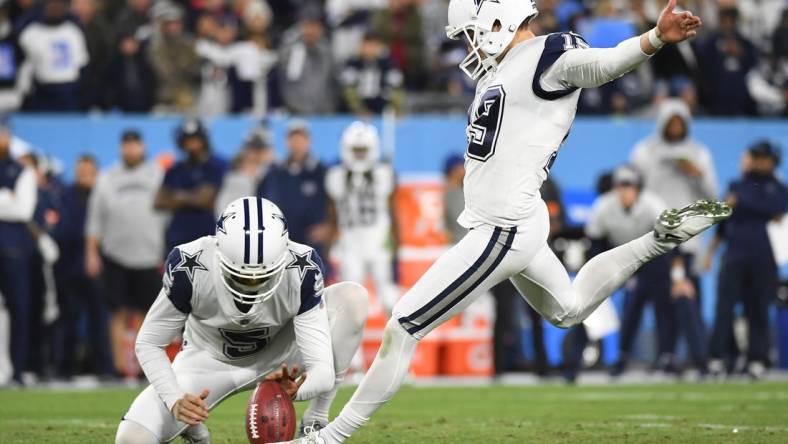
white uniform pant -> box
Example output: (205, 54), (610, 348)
(394, 202), (598, 339)
(122, 284), (363, 443)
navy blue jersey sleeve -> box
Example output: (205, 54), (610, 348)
(532, 32), (589, 101)
(162, 247), (194, 313)
(297, 249), (327, 315)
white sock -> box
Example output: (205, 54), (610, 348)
(322, 319), (418, 443)
(302, 371), (345, 426)
(306, 282), (369, 428)
(571, 231), (671, 322)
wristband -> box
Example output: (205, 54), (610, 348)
(647, 28), (666, 50)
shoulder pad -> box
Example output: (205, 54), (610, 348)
(532, 32), (589, 101)
(163, 246), (209, 313)
(284, 247), (327, 315)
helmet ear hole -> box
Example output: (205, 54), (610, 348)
(492, 19), (502, 32)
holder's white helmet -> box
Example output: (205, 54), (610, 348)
(215, 197), (289, 305)
(340, 121), (380, 173)
(446, 0), (539, 79)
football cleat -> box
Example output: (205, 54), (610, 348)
(273, 426), (326, 444)
(299, 420), (326, 438)
(653, 200), (732, 244)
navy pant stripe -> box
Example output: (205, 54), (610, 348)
(256, 198), (264, 264)
(243, 198), (251, 264)
(398, 227), (502, 329)
(403, 227), (517, 335)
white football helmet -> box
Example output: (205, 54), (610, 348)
(446, 0), (539, 79)
(340, 121), (380, 173)
(215, 197), (289, 305)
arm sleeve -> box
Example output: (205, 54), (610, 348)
(538, 33), (651, 95)
(0, 167), (37, 221)
(135, 290), (189, 411)
(292, 303), (334, 402)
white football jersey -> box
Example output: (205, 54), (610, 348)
(325, 164), (395, 231)
(459, 33), (586, 229)
(161, 236), (326, 364)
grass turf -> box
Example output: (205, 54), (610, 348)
(1, 382), (788, 443)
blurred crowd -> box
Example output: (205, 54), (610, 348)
(0, 0), (784, 116)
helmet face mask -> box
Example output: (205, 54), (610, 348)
(218, 252), (287, 305)
(448, 23), (496, 80)
(446, 0), (538, 80)
(215, 197), (290, 306)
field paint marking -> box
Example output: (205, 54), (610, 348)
(602, 421), (788, 433)
(0, 418), (117, 429)
(696, 423), (788, 433)
(621, 414), (678, 421)
(534, 391), (788, 402)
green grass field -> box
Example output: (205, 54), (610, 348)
(1, 382), (788, 443)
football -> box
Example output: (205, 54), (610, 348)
(245, 381), (297, 444)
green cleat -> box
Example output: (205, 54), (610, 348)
(654, 199), (732, 244)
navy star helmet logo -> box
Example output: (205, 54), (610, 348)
(216, 211), (235, 235)
(474, 0), (499, 14)
(171, 250), (208, 283)
(286, 250), (318, 281)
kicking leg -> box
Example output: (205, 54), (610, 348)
(311, 226), (525, 443)
(514, 200), (730, 328)
(302, 282), (369, 428)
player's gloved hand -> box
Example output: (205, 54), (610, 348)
(656, 0), (702, 43)
(172, 389), (210, 425)
(265, 364), (307, 399)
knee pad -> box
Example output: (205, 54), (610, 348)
(115, 419), (159, 444)
(326, 281), (369, 329)
(546, 306), (582, 329)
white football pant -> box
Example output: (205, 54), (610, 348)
(116, 282), (368, 444)
(321, 201), (672, 443)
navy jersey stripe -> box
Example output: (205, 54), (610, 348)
(243, 198), (251, 264)
(404, 227), (517, 335)
(163, 248), (193, 313)
(398, 227), (502, 327)
(257, 198), (264, 264)
(532, 33), (583, 101)
(297, 249), (327, 315)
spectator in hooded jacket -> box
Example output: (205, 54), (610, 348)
(147, 2), (200, 112)
(630, 98), (718, 372)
